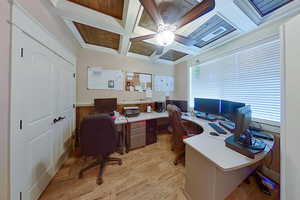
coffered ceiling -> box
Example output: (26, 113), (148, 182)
(67, 0), (124, 20)
(50, 0), (300, 64)
(74, 22), (120, 50)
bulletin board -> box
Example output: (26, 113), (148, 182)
(87, 67), (124, 90)
(125, 72), (152, 92)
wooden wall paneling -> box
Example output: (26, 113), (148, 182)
(76, 106), (95, 133)
(74, 22), (120, 50)
(68, 0), (124, 20)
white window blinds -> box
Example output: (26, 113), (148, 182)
(190, 39), (280, 122)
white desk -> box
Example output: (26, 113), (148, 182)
(181, 116), (274, 200)
(126, 112), (168, 123)
(125, 112), (274, 200)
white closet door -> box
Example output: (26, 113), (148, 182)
(11, 28), (56, 200)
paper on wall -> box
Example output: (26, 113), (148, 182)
(135, 85), (141, 91)
(139, 74), (151, 83)
(129, 86), (134, 92)
(127, 72), (134, 76)
(146, 89), (152, 98)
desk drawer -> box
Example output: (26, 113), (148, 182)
(131, 126), (146, 136)
(130, 121), (146, 129)
(130, 133), (146, 149)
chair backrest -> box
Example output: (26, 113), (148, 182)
(80, 114), (118, 157)
(167, 104), (187, 149)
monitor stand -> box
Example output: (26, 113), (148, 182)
(225, 134), (266, 159)
(195, 112), (217, 121)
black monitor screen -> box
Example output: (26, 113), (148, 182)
(166, 100), (188, 112)
(234, 105), (252, 135)
(94, 98), (117, 114)
(194, 98), (220, 115)
(221, 100), (245, 121)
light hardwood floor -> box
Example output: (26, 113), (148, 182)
(39, 133), (278, 200)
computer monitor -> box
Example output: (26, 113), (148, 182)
(234, 105), (252, 136)
(220, 100), (245, 121)
(194, 98), (220, 115)
(94, 98), (117, 114)
(166, 100), (188, 112)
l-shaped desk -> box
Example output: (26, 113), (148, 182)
(114, 111), (274, 200)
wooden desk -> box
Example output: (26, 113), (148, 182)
(181, 116), (274, 200)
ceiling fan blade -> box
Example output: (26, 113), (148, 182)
(130, 34), (156, 42)
(175, 34), (198, 46)
(139, 0), (164, 26)
(156, 46), (164, 55)
(174, 0), (215, 29)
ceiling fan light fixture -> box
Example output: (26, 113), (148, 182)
(156, 30), (175, 46)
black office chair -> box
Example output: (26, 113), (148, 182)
(78, 114), (122, 185)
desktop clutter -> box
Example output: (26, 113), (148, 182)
(77, 97), (275, 195)
(79, 97), (273, 160)
(193, 98), (274, 159)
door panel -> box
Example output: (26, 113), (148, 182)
(11, 24), (76, 200)
(21, 35), (55, 200)
(11, 27), (76, 200)
(28, 129), (52, 186)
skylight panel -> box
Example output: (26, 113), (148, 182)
(189, 15), (236, 48)
(249, 0), (294, 16)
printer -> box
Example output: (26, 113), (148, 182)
(123, 106), (140, 117)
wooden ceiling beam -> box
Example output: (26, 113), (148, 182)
(120, 0), (142, 55)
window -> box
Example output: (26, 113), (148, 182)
(190, 39), (280, 122)
(249, 0), (294, 17)
(189, 15), (236, 48)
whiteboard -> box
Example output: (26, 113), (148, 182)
(88, 67), (124, 90)
(154, 75), (174, 92)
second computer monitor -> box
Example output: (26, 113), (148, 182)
(194, 98), (220, 115)
(234, 105), (252, 136)
(221, 100), (245, 121)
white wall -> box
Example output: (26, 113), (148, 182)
(15, 0), (80, 55)
(0, 1), (11, 199)
(174, 61), (189, 101)
(76, 49), (175, 104)
(281, 13), (300, 200)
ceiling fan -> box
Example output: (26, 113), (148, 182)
(130, 0), (215, 55)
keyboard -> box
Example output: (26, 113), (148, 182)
(208, 123), (227, 135)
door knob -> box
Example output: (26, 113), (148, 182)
(58, 116), (66, 121)
(53, 118), (59, 124)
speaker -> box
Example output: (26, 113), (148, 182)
(155, 101), (165, 113)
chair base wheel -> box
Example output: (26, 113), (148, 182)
(96, 177), (103, 185)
